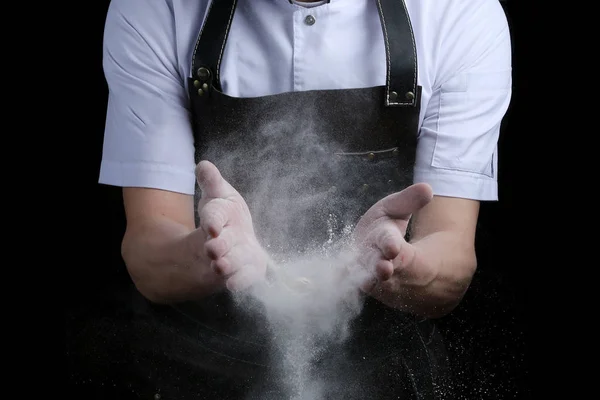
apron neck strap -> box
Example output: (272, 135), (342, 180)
(190, 0), (418, 107)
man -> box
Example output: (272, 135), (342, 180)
(98, 0), (512, 398)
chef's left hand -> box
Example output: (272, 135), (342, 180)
(352, 183), (433, 298)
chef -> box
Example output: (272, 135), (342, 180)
(98, 0), (512, 398)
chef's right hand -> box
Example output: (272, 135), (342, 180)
(194, 160), (269, 292)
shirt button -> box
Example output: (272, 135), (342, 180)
(304, 15), (316, 25)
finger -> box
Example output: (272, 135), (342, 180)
(195, 160), (236, 199)
(358, 222), (402, 261)
(380, 183), (433, 220)
(199, 199), (230, 237)
(211, 244), (254, 276)
(226, 267), (262, 292)
(360, 276), (377, 293)
(359, 259), (393, 293)
(393, 241), (417, 274)
(374, 259), (394, 281)
(353, 248), (380, 284)
(204, 229), (235, 260)
(356, 245), (380, 269)
(211, 257), (233, 276)
(370, 223), (403, 260)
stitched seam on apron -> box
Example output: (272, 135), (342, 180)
(376, 0), (391, 105)
(191, 0), (216, 75)
(217, 0), (238, 85)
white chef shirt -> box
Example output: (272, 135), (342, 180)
(99, 0), (512, 200)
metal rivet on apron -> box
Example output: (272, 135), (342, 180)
(368, 152), (375, 161)
(304, 15), (316, 25)
(202, 83), (209, 91)
(196, 67), (211, 80)
(197, 88), (204, 96)
(387, 179), (393, 184)
(389, 91), (398, 102)
(405, 91), (415, 100)
(154, 394), (161, 400)
(360, 183), (369, 192)
(193, 80), (201, 88)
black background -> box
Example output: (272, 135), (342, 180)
(66, 0), (534, 398)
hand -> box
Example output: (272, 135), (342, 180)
(194, 160), (269, 292)
(352, 183), (433, 294)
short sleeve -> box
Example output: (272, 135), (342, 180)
(414, 0), (512, 201)
(99, 0), (196, 195)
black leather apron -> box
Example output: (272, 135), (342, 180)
(140, 1), (450, 399)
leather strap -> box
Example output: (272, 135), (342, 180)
(190, 0), (418, 107)
(376, 0), (418, 106)
(190, 0), (237, 93)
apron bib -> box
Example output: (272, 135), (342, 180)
(140, 1), (449, 398)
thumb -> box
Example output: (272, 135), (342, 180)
(379, 183), (433, 220)
(196, 160), (236, 199)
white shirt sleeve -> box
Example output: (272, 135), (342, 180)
(413, 0), (512, 201)
(99, 0), (197, 195)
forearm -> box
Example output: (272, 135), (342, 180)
(121, 216), (224, 304)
